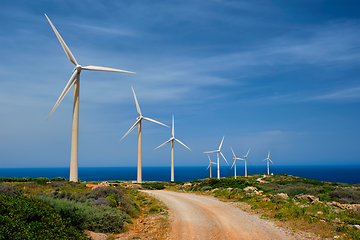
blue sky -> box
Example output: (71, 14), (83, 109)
(0, 0), (359, 169)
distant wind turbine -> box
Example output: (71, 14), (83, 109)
(242, 149), (251, 177)
(120, 87), (169, 183)
(154, 115), (192, 182)
(206, 154), (217, 178)
(263, 151), (273, 175)
(230, 148), (244, 179)
(45, 14), (135, 182)
(204, 136), (229, 179)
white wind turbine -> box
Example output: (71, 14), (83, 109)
(204, 136), (229, 179)
(45, 14), (135, 182)
(242, 149), (251, 177)
(154, 115), (191, 182)
(230, 148), (244, 179)
(206, 155), (217, 178)
(263, 151), (273, 175)
(120, 87), (169, 183)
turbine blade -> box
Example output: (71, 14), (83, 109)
(154, 139), (172, 150)
(219, 135), (225, 150)
(81, 65), (136, 74)
(46, 70), (78, 120)
(45, 14), (78, 66)
(220, 152), (229, 165)
(268, 151), (270, 158)
(231, 160), (235, 169)
(246, 148), (251, 157)
(172, 115), (174, 137)
(143, 117), (169, 128)
(211, 162), (217, 165)
(175, 138), (192, 151)
(131, 86), (142, 116)
(204, 150), (217, 153)
(119, 118), (140, 141)
(269, 159), (274, 164)
(238, 158), (245, 161)
(231, 147), (236, 158)
(206, 164), (210, 170)
(207, 154), (212, 163)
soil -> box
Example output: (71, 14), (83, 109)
(143, 190), (322, 240)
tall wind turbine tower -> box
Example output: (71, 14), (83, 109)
(45, 14), (135, 182)
(120, 87), (169, 183)
(206, 154), (217, 178)
(230, 148), (244, 179)
(263, 151), (273, 175)
(242, 149), (251, 177)
(204, 136), (228, 179)
(154, 115), (191, 182)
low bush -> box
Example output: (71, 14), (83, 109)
(141, 182), (167, 190)
(33, 177), (49, 184)
(50, 177), (66, 181)
(18, 177), (32, 182)
(37, 195), (127, 233)
(106, 196), (117, 208)
(329, 189), (360, 204)
(209, 178), (252, 189)
(0, 193), (88, 239)
(0, 183), (21, 196)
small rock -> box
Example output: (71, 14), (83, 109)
(262, 197), (270, 202)
(353, 225), (360, 230)
(276, 193), (289, 200)
(183, 183), (192, 187)
(243, 186), (258, 191)
(332, 201), (345, 209)
(317, 211), (323, 215)
(226, 188), (233, 191)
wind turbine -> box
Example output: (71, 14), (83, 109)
(206, 155), (217, 178)
(204, 136), (228, 179)
(263, 151), (273, 175)
(242, 149), (251, 177)
(230, 148), (244, 179)
(154, 115), (191, 182)
(45, 14), (135, 182)
(120, 87), (169, 183)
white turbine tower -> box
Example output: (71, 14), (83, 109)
(206, 155), (217, 178)
(204, 136), (229, 179)
(120, 87), (169, 183)
(154, 115), (192, 182)
(45, 14), (135, 182)
(263, 151), (273, 175)
(230, 148), (244, 179)
(242, 149), (251, 177)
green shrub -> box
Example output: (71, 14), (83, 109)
(209, 178), (251, 189)
(50, 177), (66, 181)
(106, 196), (117, 208)
(0, 193), (88, 239)
(200, 186), (212, 191)
(32, 177), (49, 184)
(0, 177), (9, 182)
(37, 196), (127, 233)
(18, 177), (32, 182)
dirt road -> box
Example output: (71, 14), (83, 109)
(143, 190), (296, 240)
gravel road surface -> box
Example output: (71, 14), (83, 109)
(143, 190), (296, 240)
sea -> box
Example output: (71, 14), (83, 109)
(0, 165), (359, 183)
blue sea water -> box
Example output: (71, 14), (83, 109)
(0, 165), (359, 183)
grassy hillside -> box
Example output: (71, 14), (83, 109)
(0, 178), (168, 239)
(170, 174), (360, 240)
